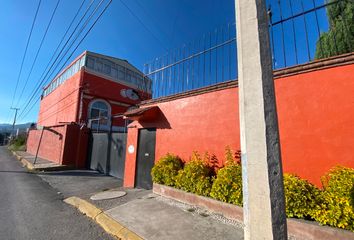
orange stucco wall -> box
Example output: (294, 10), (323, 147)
(38, 71), (82, 126)
(80, 71), (150, 126)
(276, 64), (354, 186)
(123, 88), (240, 187)
(26, 124), (89, 167)
(124, 128), (139, 187)
(27, 126), (66, 164)
(32, 68), (151, 169)
(124, 62), (354, 187)
(38, 69), (150, 127)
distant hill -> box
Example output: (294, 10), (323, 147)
(0, 123), (33, 133)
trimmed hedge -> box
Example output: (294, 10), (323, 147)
(151, 153), (183, 187)
(175, 157), (214, 197)
(151, 152), (354, 232)
(210, 162), (243, 206)
(312, 166), (354, 231)
(283, 174), (321, 219)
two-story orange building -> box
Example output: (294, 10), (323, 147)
(27, 51), (151, 168)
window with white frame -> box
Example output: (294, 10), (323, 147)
(118, 65), (125, 80)
(87, 56), (95, 69)
(42, 55), (86, 98)
(89, 100), (110, 126)
(104, 64), (111, 75)
(111, 67), (118, 78)
(83, 53), (151, 93)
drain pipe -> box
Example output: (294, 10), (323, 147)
(34, 127), (45, 165)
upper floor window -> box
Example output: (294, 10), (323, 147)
(87, 56), (95, 69)
(88, 99), (111, 130)
(89, 100), (110, 120)
(84, 53), (151, 93)
(42, 55), (86, 98)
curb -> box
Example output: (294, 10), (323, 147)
(11, 150), (73, 172)
(11, 150), (32, 168)
(154, 183), (354, 240)
(64, 196), (143, 240)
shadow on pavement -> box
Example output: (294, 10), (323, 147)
(37, 170), (115, 178)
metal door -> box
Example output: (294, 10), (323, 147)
(108, 133), (127, 179)
(88, 131), (127, 179)
(88, 132), (108, 173)
(135, 128), (156, 189)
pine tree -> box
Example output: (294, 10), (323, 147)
(315, 0), (354, 59)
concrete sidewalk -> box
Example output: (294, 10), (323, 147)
(65, 191), (244, 240)
(12, 150), (244, 239)
(13, 151), (73, 171)
(39, 167), (244, 240)
(104, 193), (244, 240)
(37, 168), (244, 239)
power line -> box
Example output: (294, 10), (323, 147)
(19, 0), (111, 121)
(33, 87), (81, 124)
(21, 0), (161, 120)
(20, 0), (95, 115)
(42, 0), (106, 86)
(15, 0), (61, 108)
(19, 0), (97, 118)
(134, 0), (171, 43)
(119, 0), (168, 51)
(19, 0), (113, 121)
(9, 0), (42, 108)
(31, 0), (87, 95)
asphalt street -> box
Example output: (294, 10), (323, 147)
(0, 146), (114, 240)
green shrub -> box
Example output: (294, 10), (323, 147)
(210, 162), (243, 206)
(203, 151), (220, 172)
(313, 191), (354, 231)
(151, 153), (183, 187)
(312, 166), (354, 231)
(224, 146), (241, 165)
(283, 174), (321, 219)
(175, 154), (214, 197)
(8, 135), (27, 151)
(190, 151), (202, 162)
(10, 135), (26, 146)
(153, 150), (354, 232)
(321, 166), (354, 199)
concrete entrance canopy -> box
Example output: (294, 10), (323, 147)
(123, 106), (161, 122)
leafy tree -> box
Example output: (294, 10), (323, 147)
(315, 0), (354, 59)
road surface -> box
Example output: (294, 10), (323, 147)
(0, 146), (114, 240)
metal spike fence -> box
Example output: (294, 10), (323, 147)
(145, 0), (353, 99)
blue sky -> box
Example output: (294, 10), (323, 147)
(0, 0), (235, 124)
(0, 0), (330, 124)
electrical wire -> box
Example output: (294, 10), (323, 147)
(10, 0), (42, 108)
(42, 0), (106, 87)
(6, 0), (42, 125)
(19, 0), (113, 121)
(119, 0), (168, 51)
(19, 0), (97, 118)
(15, 0), (61, 108)
(134, 0), (171, 44)
(31, 0), (87, 95)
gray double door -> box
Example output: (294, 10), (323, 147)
(88, 132), (127, 179)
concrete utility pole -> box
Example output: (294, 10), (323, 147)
(235, 0), (287, 239)
(10, 107), (20, 137)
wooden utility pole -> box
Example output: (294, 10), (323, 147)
(10, 107), (20, 137)
(235, 0), (288, 239)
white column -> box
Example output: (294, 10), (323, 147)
(235, 0), (287, 239)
